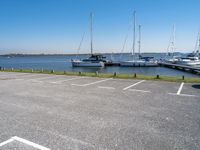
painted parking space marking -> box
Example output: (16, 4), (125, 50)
(30, 75), (59, 81)
(0, 138), (14, 147)
(98, 86), (115, 90)
(19, 74), (45, 78)
(50, 77), (86, 84)
(28, 75), (64, 82)
(0, 136), (50, 150)
(0, 72), (28, 77)
(13, 75), (62, 83)
(123, 80), (145, 90)
(167, 82), (198, 97)
(168, 93), (197, 97)
(128, 89), (151, 93)
(72, 78), (112, 87)
(177, 82), (184, 95)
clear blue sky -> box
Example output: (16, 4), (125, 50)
(0, 0), (199, 54)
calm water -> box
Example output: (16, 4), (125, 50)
(0, 53), (199, 78)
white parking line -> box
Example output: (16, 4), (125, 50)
(23, 76), (61, 83)
(50, 77), (86, 84)
(31, 80), (43, 83)
(98, 86), (115, 90)
(0, 136), (50, 150)
(12, 136), (50, 150)
(128, 89), (151, 93)
(19, 74), (44, 78)
(0, 138), (14, 147)
(123, 80), (145, 90)
(30, 75), (59, 81)
(0, 73), (28, 77)
(177, 82), (184, 95)
(14, 79), (24, 81)
(168, 93), (197, 97)
(72, 78), (112, 87)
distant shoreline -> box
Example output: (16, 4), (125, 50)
(0, 52), (181, 57)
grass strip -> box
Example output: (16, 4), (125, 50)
(0, 69), (200, 83)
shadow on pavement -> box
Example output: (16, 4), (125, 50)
(192, 84), (200, 89)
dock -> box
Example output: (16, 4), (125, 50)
(159, 62), (200, 74)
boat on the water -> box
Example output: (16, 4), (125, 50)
(164, 24), (180, 64)
(120, 56), (158, 67)
(120, 11), (158, 67)
(175, 55), (200, 66)
(72, 54), (105, 67)
(71, 13), (104, 67)
(164, 27), (200, 66)
(174, 31), (200, 66)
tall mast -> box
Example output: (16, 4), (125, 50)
(138, 25), (141, 57)
(172, 24), (176, 55)
(198, 34), (200, 51)
(90, 12), (93, 54)
(132, 11), (136, 57)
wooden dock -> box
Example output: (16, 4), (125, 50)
(159, 62), (200, 74)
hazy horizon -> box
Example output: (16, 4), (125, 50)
(0, 0), (199, 54)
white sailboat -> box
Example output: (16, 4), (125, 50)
(175, 31), (200, 66)
(120, 11), (158, 67)
(164, 24), (180, 63)
(71, 13), (105, 67)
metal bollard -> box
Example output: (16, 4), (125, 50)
(11, 68), (14, 71)
(51, 70), (54, 73)
(114, 72), (116, 77)
(64, 71), (66, 74)
(96, 71), (99, 76)
(79, 71), (81, 75)
(134, 73), (137, 78)
(182, 75), (184, 80)
(156, 75), (159, 79)
(31, 69), (34, 73)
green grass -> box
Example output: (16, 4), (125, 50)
(0, 69), (200, 83)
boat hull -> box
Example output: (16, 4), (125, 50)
(175, 61), (200, 66)
(120, 61), (158, 67)
(72, 60), (105, 67)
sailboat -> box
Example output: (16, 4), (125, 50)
(164, 24), (180, 63)
(71, 13), (105, 67)
(120, 11), (158, 67)
(175, 31), (200, 66)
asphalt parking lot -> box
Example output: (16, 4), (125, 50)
(0, 72), (200, 150)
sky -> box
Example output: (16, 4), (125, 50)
(0, 0), (199, 54)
